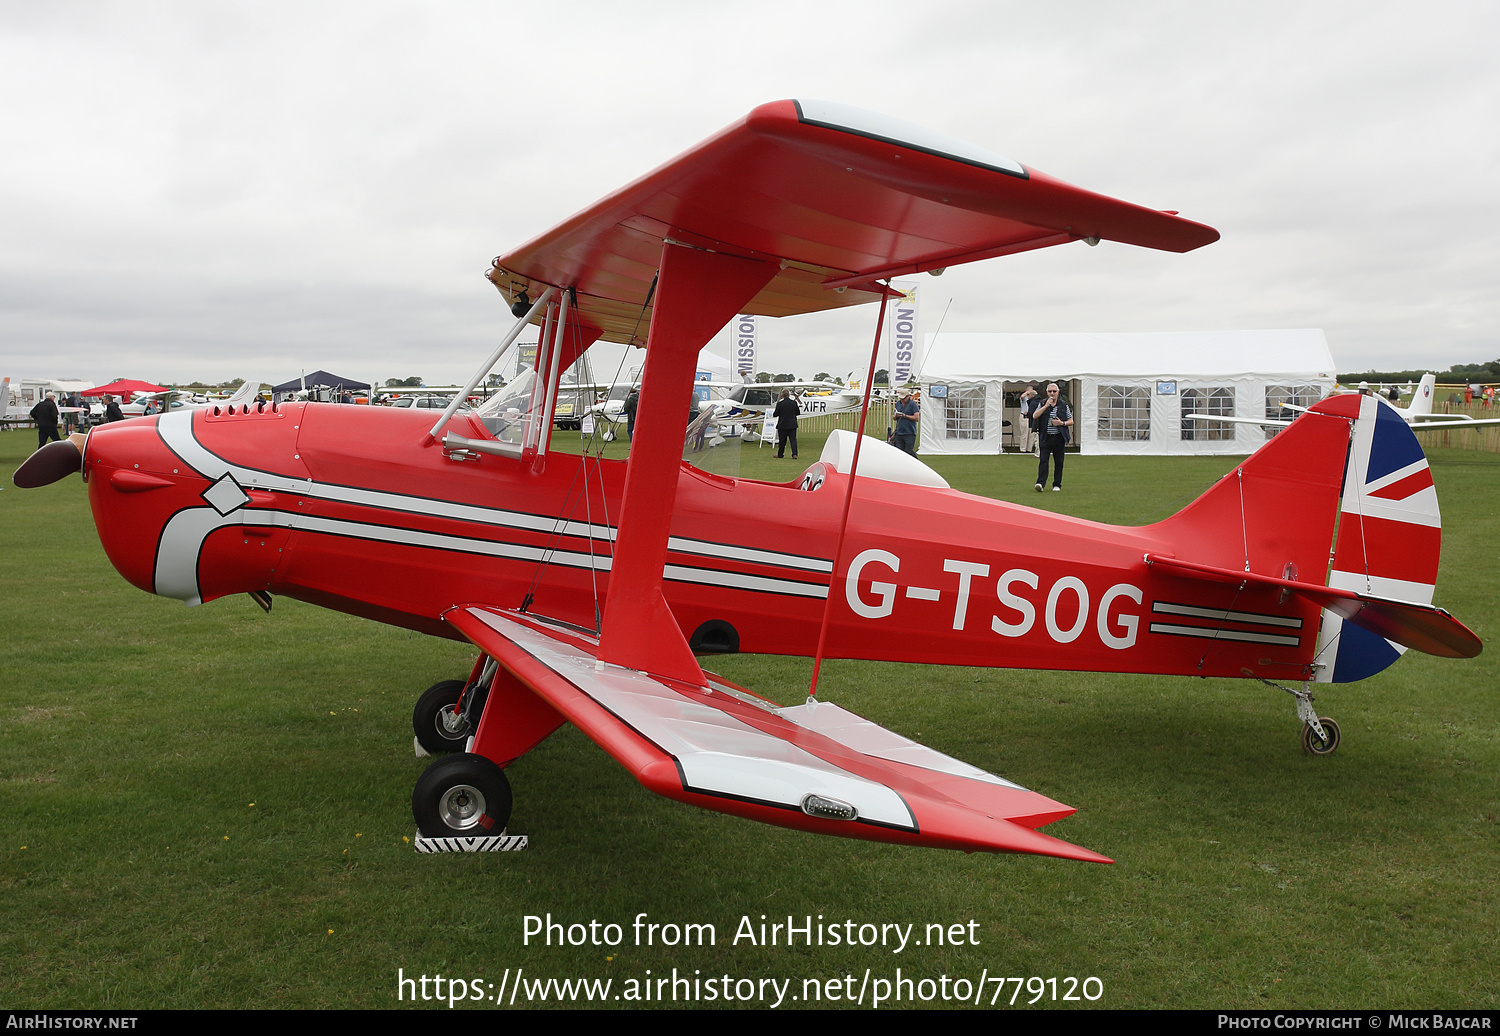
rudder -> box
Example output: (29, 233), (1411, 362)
(1312, 393), (1442, 682)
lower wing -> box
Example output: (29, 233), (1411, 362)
(444, 606), (1111, 863)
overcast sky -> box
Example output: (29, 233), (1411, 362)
(4, 0), (1497, 388)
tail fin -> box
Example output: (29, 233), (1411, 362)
(1153, 392), (1472, 683)
(1404, 373), (1437, 418)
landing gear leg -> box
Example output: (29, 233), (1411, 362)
(1258, 675), (1341, 755)
(1289, 686), (1339, 756)
(412, 657), (496, 756)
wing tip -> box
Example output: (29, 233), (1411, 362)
(975, 817), (1113, 864)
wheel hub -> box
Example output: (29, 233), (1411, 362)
(438, 705), (468, 738)
(438, 784), (486, 830)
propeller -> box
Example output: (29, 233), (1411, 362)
(13, 432), (88, 489)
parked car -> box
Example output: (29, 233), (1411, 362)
(388, 395), (471, 412)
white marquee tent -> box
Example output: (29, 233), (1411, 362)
(918, 329), (1337, 457)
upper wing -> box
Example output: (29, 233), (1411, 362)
(445, 605), (1111, 863)
(490, 99), (1219, 346)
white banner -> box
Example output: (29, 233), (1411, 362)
(889, 281), (920, 387)
(733, 314), (757, 380)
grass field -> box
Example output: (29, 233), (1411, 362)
(2, 425), (1496, 1010)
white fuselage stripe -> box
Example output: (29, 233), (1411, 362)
(1148, 623), (1301, 647)
(1151, 600), (1304, 629)
(157, 504), (830, 604)
(154, 412), (836, 600)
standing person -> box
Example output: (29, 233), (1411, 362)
(1033, 382), (1073, 492)
(30, 393), (61, 449)
(623, 387), (639, 440)
(893, 390), (920, 456)
(773, 389), (800, 459)
(1018, 383), (1042, 454)
(104, 395), (125, 423)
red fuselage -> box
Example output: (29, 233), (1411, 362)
(82, 402), (1328, 682)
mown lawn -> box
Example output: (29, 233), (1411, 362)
(1, 425), (1495, 1010)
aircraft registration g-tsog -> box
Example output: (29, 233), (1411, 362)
(16, 100), (1481, 864)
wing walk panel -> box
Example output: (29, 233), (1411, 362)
(444, 605), (1111, 862)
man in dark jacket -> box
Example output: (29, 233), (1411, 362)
(104, 395), (125, 423)
(623, 388), (639, 440)
(30, 393), (61, 449)
(773, 389), (800, 459)
(1032, 382), (1073, 492)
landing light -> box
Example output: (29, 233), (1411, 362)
(801, 794), (857, 821)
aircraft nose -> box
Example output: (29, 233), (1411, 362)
(83, 408), (305, 606)
(12, 433), (88, 488)
(76, 418), (205, 597)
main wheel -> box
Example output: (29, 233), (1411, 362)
(1301, 716), (1341, 755)
(413, 679), (470, 755)
(413, 754), (513, 837)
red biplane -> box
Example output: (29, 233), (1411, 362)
(16, 100), (1480, 863)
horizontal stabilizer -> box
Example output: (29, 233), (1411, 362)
(445, 605), (1110, 863)
(1143, 554), (1481, 659)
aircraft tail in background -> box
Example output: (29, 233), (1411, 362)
(1403, 373), (1437, 418)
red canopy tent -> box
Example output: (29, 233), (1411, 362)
(81, 379), (167, 398)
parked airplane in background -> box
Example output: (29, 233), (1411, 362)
(1189, 374), (1500, 433)
(118, 382), (262, 417)
(1376, 374), (1500, 431)
(14, 100), (1480, 864)
(699, 379), (867, 434)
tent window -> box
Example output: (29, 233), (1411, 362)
(1265, 384), (1320, 439)
(1098, 385), (1150, 441)
(1181, 387), (1235, 441)
(943, 386), (986, 440)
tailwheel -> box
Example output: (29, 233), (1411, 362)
(413, 754), (513, 837)
(412, 679), (470, 755)
(1255, 675), (1342, 757)
(1301, 717), (1341, 756)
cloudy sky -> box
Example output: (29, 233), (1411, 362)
(4, 0), (1497, 388)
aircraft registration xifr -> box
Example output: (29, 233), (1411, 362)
(15, 99), (1481, 863)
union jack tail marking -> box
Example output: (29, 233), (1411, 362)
(1315, 396), (1443, 683)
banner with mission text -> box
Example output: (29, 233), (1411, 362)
(889, 282), (919, 386)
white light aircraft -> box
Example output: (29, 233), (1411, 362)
(1187, 374), (1500, 433)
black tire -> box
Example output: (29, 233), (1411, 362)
(413, 679), (470, 755)
(413, 754), (513, 837)
(1301, 716), (1341, 755)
